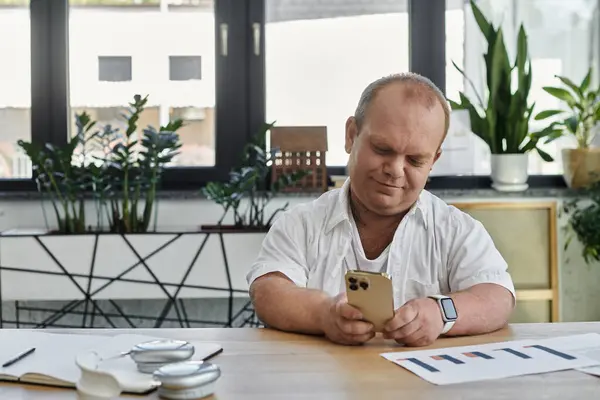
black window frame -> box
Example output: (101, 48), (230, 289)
(0, 0), (568, 193)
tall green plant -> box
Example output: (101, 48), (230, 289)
(18, 114), (98, 234)
(563, 178), (600, 264)
(202, 122), (310, 229)
(449, 0), (550, 161)
(533, 68), (600, 149)
(18, 94), (182, 234)
(94, 95), (182, 233)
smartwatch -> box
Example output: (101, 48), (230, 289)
(428, 294), (458, 334)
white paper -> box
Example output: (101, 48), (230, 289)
(0, 330), (102, 382)
(380, 333), (600, 385)
(544, 332), (600, 377)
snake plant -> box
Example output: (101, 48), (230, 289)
(449, 0), (551, 161)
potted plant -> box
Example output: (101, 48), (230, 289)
(449, 0), (550, 191)
(533, 68), (600, 189)
(0, 95), (213, 315)
(201, 121), (309, 232)
(17, 94), (182, 234)
(563, 179), (600, 264)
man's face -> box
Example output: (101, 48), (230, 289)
(345, 83), (446, 216)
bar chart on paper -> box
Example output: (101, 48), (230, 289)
(380, 334), (600, 385)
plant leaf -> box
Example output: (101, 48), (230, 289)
(536, 147), (554, 162)
(470, 0), (494, 42)
(556, 75), (583, 98)
(543, 130), (565, 144)
(458, 92), (490, 146)
(543, 87), (576, 106)
(565, 116), (579, 134)
(534, 109), (564, 120)
(581, 68), (592, 93)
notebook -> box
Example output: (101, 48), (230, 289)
(0, 330), (222, 394)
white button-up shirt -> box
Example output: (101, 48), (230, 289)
(247, 179), (515, 308)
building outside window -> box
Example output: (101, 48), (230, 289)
(98, 56), (132, 82)
(169, 56), (202, 81)
(68, 0), (216, 167)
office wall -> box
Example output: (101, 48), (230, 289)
(0, 194), (598, 322)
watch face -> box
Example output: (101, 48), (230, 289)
(440, 298), (458, 320)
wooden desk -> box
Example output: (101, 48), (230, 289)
(1, 323), (599, 399)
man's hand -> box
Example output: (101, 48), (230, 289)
(319, 293), (375, 345)
(382, 298), (444, 347)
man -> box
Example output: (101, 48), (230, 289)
(246, 72), (515, 347)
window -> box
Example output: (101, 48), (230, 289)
(265, 0), (410, 167)
(71, 0), (160, 5)
(169, 56), (202, 81)
(69, 0), (217, 167)
(0, 1), (31, 178)
(443, 0), (600, 176)
(98, 56), (132, 82)
(0, 0), (577, 191)
(432, 0), (490, 177)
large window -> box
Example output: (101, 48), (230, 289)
(68, 0), (217, 167)
(0, 0), (591, 191)
(265, 0), (410, 167)
(0, 1), (31, 178)
(443, 0), (600, 177)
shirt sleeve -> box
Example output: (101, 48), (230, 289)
(446, 207), (516, 302)
(246, 210), (309, 288)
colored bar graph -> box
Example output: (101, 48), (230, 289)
(524, 345), (577, 360)
(399, 357), (439, 373)
(495, 348), (531, 359)
(431, 354), (465, 364)
(463, 351), (494, 360)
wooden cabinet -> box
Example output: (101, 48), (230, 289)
(451, 202), (558, 323)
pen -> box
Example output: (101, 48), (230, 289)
(2, 347), (36, 368)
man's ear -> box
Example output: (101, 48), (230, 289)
(345, 117), (358, 154)
(431, 149), (442, 170)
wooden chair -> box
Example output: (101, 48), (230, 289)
(269, 126), (328, 193)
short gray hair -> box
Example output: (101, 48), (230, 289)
(353, 72), (450, 139)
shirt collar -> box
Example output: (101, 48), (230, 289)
(324, 177), (428, 234)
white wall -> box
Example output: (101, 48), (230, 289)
(0, 194), (599, 321)
(0, 196), (314, 302)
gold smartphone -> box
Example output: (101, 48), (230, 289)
(344, 270), (395, 332)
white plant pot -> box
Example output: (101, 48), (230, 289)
(490, 153), (529, 192)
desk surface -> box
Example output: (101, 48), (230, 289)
(0, 322), (599, 399)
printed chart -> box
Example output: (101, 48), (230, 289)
(381, 334), (600, 385)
